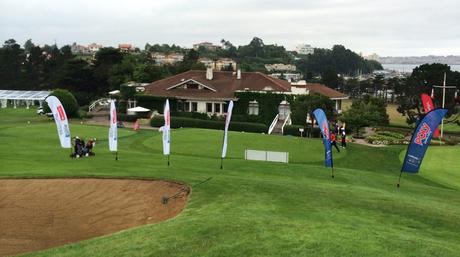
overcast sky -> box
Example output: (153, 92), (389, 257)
(1, 0), (459, 56)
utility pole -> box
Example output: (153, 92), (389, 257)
(433, 72), (457, 139)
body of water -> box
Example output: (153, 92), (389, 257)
(382, 63), (460, 73)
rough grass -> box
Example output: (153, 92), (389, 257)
(1, 108), (459, 257)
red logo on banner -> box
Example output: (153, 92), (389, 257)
(414, 123), (431, 146)
(166, 111), (170, 126)
(112, 109), (117, 124)
(322, 122), (329, 139)
(57, 105), (66, 121)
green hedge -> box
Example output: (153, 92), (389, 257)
(234, 91), (292, 125)
(135, 95), (177, 113)
(150, 116), (267, 133)
(283, 125), (304, 137)
(170, 111), (213, 120)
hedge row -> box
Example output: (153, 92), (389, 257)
(283, 125), (321, 138)
(150, 116), (267, 133)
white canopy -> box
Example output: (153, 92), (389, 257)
(0, 90), (51, 100)
(127, 106), (150, 112)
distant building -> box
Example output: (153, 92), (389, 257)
(291, 81), (349, 113)
(215, 58), (237, 71)
(118, 44), (134, 53)
(295, 44), (314, 55)
(199, 58), (237, 71)
(193, 42), (220, 51)
(269, 73), (302, 82)
(152, 52), (184, 65)
(198, 57), (215, 68)
(265, 63), (297, 72)
(71, 43), (91, 55)
(88, 43), (103, 53)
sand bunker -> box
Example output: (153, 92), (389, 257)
(0, 178), (189, 256)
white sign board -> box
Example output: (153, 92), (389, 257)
(245, 149), (289, 163)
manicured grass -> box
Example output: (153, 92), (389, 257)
(1, 108), (460, 257)
(399, 147), (460, 190)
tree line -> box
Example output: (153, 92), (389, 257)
(0, 37), (383, 107)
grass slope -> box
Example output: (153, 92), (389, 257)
(1, 108), (459, 257)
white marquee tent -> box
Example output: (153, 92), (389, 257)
(0, 90), (51, 109)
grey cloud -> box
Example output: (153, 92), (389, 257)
(1, 0), (459, 56)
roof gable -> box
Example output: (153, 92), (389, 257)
(166, 79), (217, 92)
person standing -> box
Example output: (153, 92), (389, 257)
(331, 132), (340, 153)
(341, 128), (347, 148)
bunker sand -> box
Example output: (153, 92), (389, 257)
(0, 178), (189, 256)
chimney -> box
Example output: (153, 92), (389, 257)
(206, 67), (213, 80)
(237, 69), (241, 80)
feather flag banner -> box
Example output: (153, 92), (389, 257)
(45, 96), (71, 148)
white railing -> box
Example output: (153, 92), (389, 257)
(89, 98), (111, 112)
(268, 114), (279, 134)
(280, 114), (291, 134)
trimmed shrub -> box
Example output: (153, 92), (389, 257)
(366, 131), (408, 145)
(170, 111), (210, 120)
(150, 116), (267, 133)
(43, 89), (79, 118)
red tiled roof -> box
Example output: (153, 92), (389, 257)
(118, 44), (132, 49)
(294, 83), (349, 99)
(144, 70), (291, 100)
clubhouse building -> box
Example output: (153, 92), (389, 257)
(144, 68), (348, 117)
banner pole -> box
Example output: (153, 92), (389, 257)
(331, 167), (335, 178)
(220, 157), (223, 170)
(397, 172), (403, 188)
(115, 151), (118, 161)
(167, 154), (170, 166)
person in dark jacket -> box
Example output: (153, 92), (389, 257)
(330, 132), (340, 153)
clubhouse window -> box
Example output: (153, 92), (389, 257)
(191, 102), (198, 112)
(214, 103), (221, 113)
(206, 103), (213, 113)
(248, 100), (259, 115)
(184, 102), (190, 112)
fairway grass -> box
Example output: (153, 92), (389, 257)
(1, 108), (459, 257)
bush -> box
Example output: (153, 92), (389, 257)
(150, 116), (267, 133)
(366, 131), (408, 145)
(43, 89), (79, 118)
(231, 114), (262, 123)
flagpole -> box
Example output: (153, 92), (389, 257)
(440, 72), (446, 139)
(397, 171), (403, 188)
